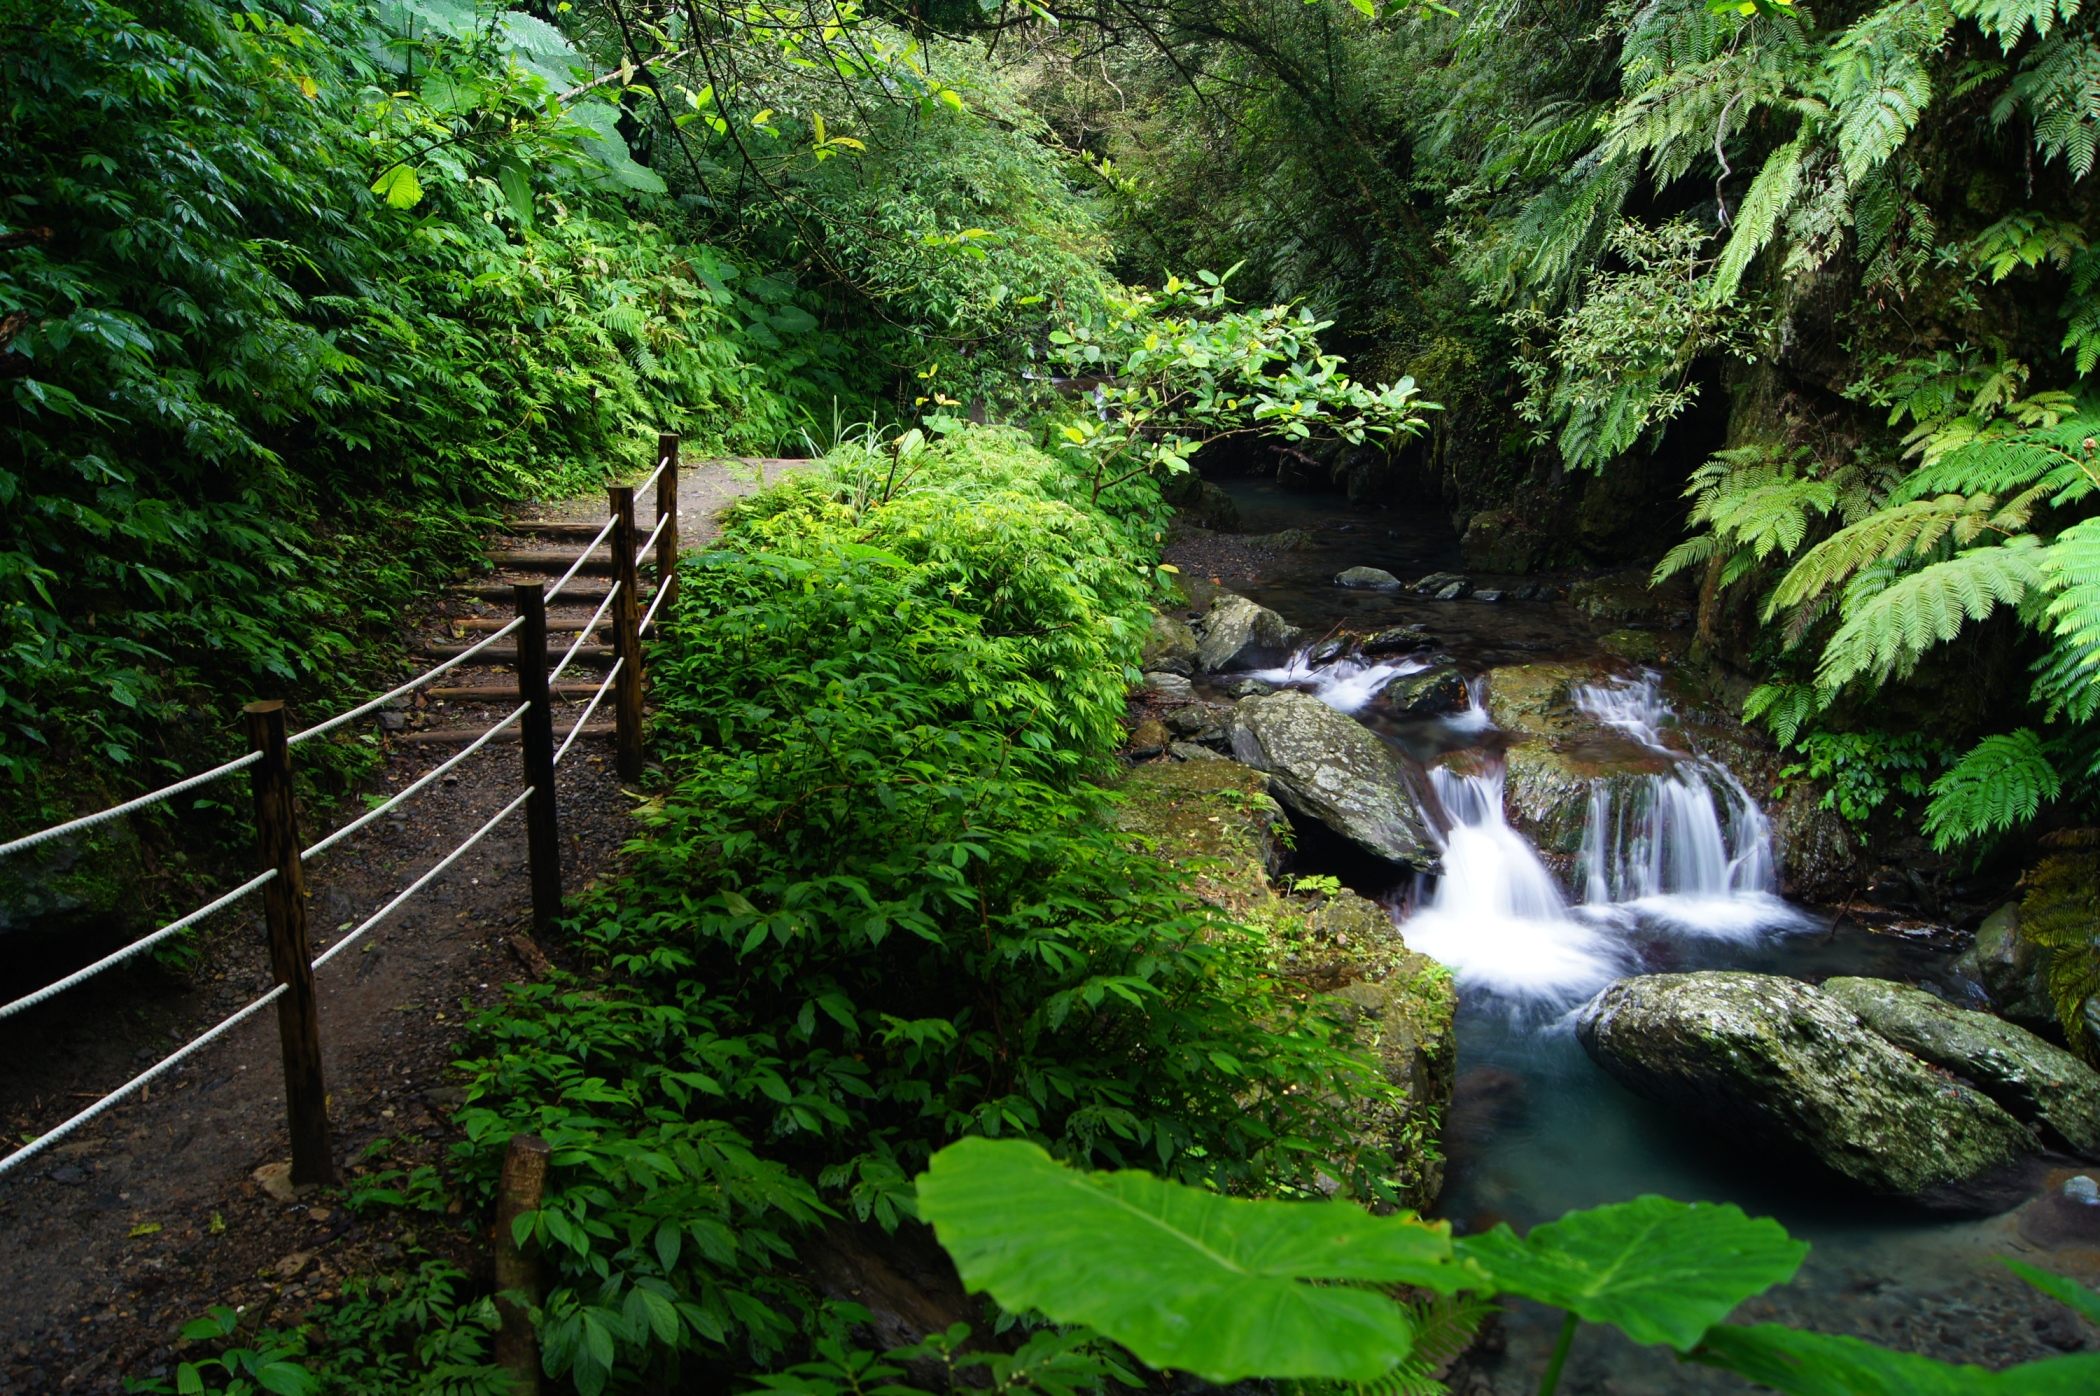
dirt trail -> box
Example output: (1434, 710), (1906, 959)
(0, 458), (804, 1394)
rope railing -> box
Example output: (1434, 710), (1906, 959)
(0, 431), (682, 1193)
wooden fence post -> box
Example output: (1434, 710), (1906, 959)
(492, 1131), (552, 1396)
(243, 701), (336, 1188)
(608, 485), (645, 780)
(653, 432), (680, 625)
(513, 583), (562, 938)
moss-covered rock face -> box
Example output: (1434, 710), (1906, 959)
(1196, 592), (1302, 672)
(1111, 762), (1456, 1208)
(1141, 609), (1201, 673)
(1955, 903), (2059, 1034)
(0, 818), (149, 953)
(1577, 971), (2036, 1197)
(1228, 690), (1436, 868)
(2017, 844), (2100, 1053)
(1485, 663), (1669, 875)
(1823, 976), (2100, 1157)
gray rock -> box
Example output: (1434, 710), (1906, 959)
(1170, 741), (1228, 762)
(1577, 971), (2035, 1196)
(1196, 593), (1302, 672)
(1376, 665), (1469, 719)
(1164, 703), (1230, 742)
(1824, 977), (2100, 1157)
(1228, 691), (1435, 867)
(1360, 625), (1432, 655)
(1434, 582), (1468, 600)
(1142, 672), (1194, 703)
(379, 710), (407, 732)
(1308, 637), (1350, 663)
(1410, 571), (1470, 598)
(1336, 566), (1401, 589)
(1142, 610), (1201, 674)
(1230, 678), (1277, 698)
(1954, 903), (2058, 1032)
(1475, 589), (1504, 603)
(1244, 528), (1314, 552)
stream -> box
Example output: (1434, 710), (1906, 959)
(1194, 478), (2095, 1389)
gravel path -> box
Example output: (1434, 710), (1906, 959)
(0, 456), (805, 1393)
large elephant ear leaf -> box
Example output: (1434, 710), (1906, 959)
(914, 1137), (1482, 1384)
(1693, 1322), (2100, 1394)
(1453, 1195), (1806, 1350)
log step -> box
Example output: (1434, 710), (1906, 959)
(421, 643), (616, 664)
(484, 549), (613, 572)
(395, 723), (616, 746)
(455, 584), (613, 604)
(426, 683), (608, 701)
(442, 616), (609, 633)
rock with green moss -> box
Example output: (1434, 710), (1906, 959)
(1375, 665), (1467, 719)
(1486, 663), (1668, 872)
(1954, 903), (2058, 1033)
(1113, 758), (1286, 917)
(1141, 610), (1201, 674)
(1599, 628), (1678, 665)
(1578, 971), (2035, 1196)
(1326, 950), (1457, 1209)
(1228, 691), (1435, 868)
(1823, 976), (2100, 1157)
(0, 818), (149, 955)
(2015, 844), (2100, 1049)
(1196, 592), (1301, 672)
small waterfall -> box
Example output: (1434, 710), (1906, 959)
(1571, 674), (1782, 917)
(1401, 766), (1622, 1001)
(1242, 651), (1426, 714)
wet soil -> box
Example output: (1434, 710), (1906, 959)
(0, 459), (800, 1393)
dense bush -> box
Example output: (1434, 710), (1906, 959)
(438, 425), (1392, 1392)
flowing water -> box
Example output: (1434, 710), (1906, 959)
(1195, 508), (2100, 1387)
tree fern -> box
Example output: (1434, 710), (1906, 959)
(1711, 130), (1811, 304)
(1350, 1293), (1496, 1396)
(1922, 728), (2061, 851)
(1743, 681), (1822, 746)
(1766, 492), (2026, 615)
(1954, 0), (2085, 51)
(2035, 516), (2100, 722)
(1814, 536), (2046, 687)
(1827, 4), (1945, 184)
(1895, 412), (2100, 503)
(1996, 34), (2100, 178)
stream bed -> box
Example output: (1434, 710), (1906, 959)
(1187, 479), (2100, 1389)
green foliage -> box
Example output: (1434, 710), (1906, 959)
(916, 1136), (1477, 1382)
(1692, 1317), (2100, 1393)
(1, 0), (808, 799)
(1776, 728), (1949, 824)
(1923, 729), (2062, 851)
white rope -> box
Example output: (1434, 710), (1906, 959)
(635, 512), (668, 566)
(548, 580), (620, 690)
(301, 703), (530, 862)
(0, 984), (288, 1178)
(555, 660), (621, 766)
(0, 869), (278, 1021)
(289, 617), (524, 746)
(544, 515), (617, 605)
(637, 454), (669, 500)
(313, 787), (532, 971)
(0, 751), (263, 860)
(640, 572), (675, 635)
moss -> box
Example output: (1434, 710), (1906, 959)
(0, 816), (148, 941)
(1113, 758), (1283, 917)
(2018, 843), (2100, 1057)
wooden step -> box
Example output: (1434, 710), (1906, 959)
(442, 616), (609, 633)
(484, 549), (613, 573)
(456, 584), (613, 604)
(506, 520), (617, 539)
(426, 682), (609, 702)
(394, 722), (616, 747)
(421, 643), (616, 664)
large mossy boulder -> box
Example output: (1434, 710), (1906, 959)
(1112, 764), (1455, 1206)
(1577, 971), (2035, 1197)
(1113, 758), (1284, 918)
(1375, 665), (1468, 719)
(0, 818), (149, 958)
(1823, 977), (2100, 1157)
(1228, 691), (1435, 868)
(1485, 663), (1667, 874)
(1195, 592), (1301, 672)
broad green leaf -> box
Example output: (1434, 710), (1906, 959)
(370, 163), (423, 210)
(497, 161), (534, 229)
(915, 1137), (1480, 1383)
(2006, 1260), (2100, 1325)
(1694, 1323), (2100, 1394)
(1454, 1196), (1805, 1349)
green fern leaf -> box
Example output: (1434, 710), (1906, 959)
(1351, 1293), (1496, 1396)
(1743, 681), (1821, 747)
(1711, 131), (1810, 304)
(1923, 729), (2060, 852)
(1954, 0), (2084, 51)
(1767, 494), (2011, 615)
(1828, 11), (1941, 183)
(1815, 537), (2046, 687)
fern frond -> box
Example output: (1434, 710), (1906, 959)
(1995, 34), (2100, 179)
(1827, 6), (1945, 184)
(1955, 0), (2084, 52)
(1897, 414), (2100, 503)
(1351, 1293), (1496, 1396)
(1923, 729), (2060, 852)
(1743, 681), (1821, 746)
(2036, 517), (2100, 722)
(1654, 533), (1718, 583)
(1815, 536), (2046, 687)
(1767, 493), (2010, 614)
(1711, 131), (1811, 304)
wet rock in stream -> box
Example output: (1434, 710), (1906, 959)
(1823, 976), (2100, 1157)
(1228, 690), (1436, 868)
(1141, 610), (1201, 673)
(1335, 565), (1401, 588)
(1375, 664), (1468, 719)
(1195, 591), (1302, 672)
(1578, 971), (2038, 1199)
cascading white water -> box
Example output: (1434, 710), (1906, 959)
(1570, 673), (1792, 934)
(1400, 766), (1624, 1001)
(1240, 651), (1426, 714)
